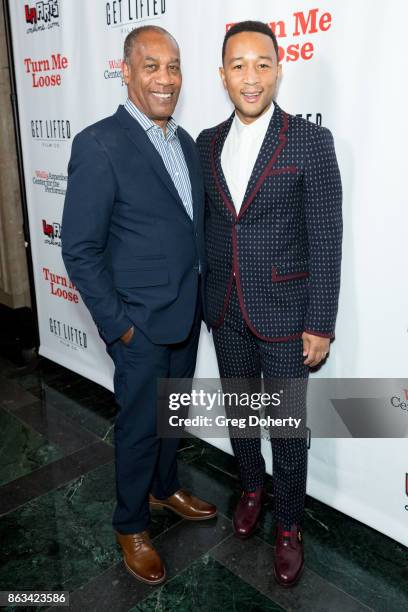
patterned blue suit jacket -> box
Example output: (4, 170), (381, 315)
(196, 102), (342, 341)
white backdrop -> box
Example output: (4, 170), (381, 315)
(8, 0), (408, 546)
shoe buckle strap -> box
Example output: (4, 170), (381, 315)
(280, 528), (302, 546)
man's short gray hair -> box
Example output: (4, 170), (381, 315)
(123, 25), (178, 65)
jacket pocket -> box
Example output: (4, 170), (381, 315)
(272, 261), (309, 282)
(267, 165), (298, 176)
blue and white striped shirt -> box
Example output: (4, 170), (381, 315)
(124, 98), (193, 221)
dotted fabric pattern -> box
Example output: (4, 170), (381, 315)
(196, 102), (343, 340)
(213, 284), (309, 529)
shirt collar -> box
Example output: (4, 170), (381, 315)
(233, 102), (274, 138)
(124, 98), (178, 138)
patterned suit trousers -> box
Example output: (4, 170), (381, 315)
(212, 282), (309, 528)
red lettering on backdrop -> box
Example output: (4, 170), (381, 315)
(50, 283), (79, 303)
(226, 8), (332, 64)
(23, 54), (69, 88)
(293, 8), (321, 35)
(32, 73), (62, 88)
(51, 54), (68, 70)
(43, 267), (79, 304)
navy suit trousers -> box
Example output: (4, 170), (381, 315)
(107, 284), (202, 534)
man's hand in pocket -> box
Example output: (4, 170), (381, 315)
(120, 325), (134, 345)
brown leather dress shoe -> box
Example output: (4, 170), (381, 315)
(274, 523), (304, 587)
(149, 489), (217, 520)
(232, 488), (264, 538)
(115, 530), (166, 585)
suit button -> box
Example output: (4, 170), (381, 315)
(236, 223), (240, 232)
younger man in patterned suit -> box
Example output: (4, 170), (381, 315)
(197, 21), (342, 586)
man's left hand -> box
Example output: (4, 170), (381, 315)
(302, 332), (330, 367)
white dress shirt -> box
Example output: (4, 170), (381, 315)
(221, 103), (274, 213)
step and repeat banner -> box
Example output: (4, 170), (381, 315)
(8, 0), (408, 545)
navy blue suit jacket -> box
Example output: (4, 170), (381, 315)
(62, 105), (206, 345)
(197, 102), (342, 341)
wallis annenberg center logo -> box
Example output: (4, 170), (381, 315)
(106, 0), (166, 29)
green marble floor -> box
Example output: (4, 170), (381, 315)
(0, 352), (407, 612)
(0, 409), (63, 486)
(132, 555), (285, 612)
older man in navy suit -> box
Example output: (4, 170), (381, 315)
(197, 21), (342, 587)
(62, 25), (216, 586)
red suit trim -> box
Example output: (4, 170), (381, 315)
(210, 128), (237, 220)
(272, 267), (309, 282)
(238, 112), (289, 221)
(267, 165), (297, 176)
(212, 270), (235, 329)
(303, 329), (334, 339)
(231, 225), (303, 342)
(210, 111), (305, 341)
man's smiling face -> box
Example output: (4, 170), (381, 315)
(220, 30), (281, 125)
(123, 30), (182, 128)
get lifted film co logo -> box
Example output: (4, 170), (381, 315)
(23, 53), (69, 88)
(227, 7), (333, 63)
(106, 0), (166, 30)
(49, 317), (88, 350)
(24, 0), (60, 34)
(31, 118), (71, 149)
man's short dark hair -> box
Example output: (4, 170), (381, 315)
(123, 25), (178, 65)
(222, 21), (279, 64)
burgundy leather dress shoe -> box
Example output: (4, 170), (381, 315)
(274, 523), (304, 587)
(149, 490), (217, 520)
(232, 488), (264, 538)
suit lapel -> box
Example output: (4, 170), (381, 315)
(210, 112), (237, 219)
(115, 105), (191, 221)
(178, 129), (200, 229)
(210, 102), (289, 221)
(240, 102), (283, 210)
